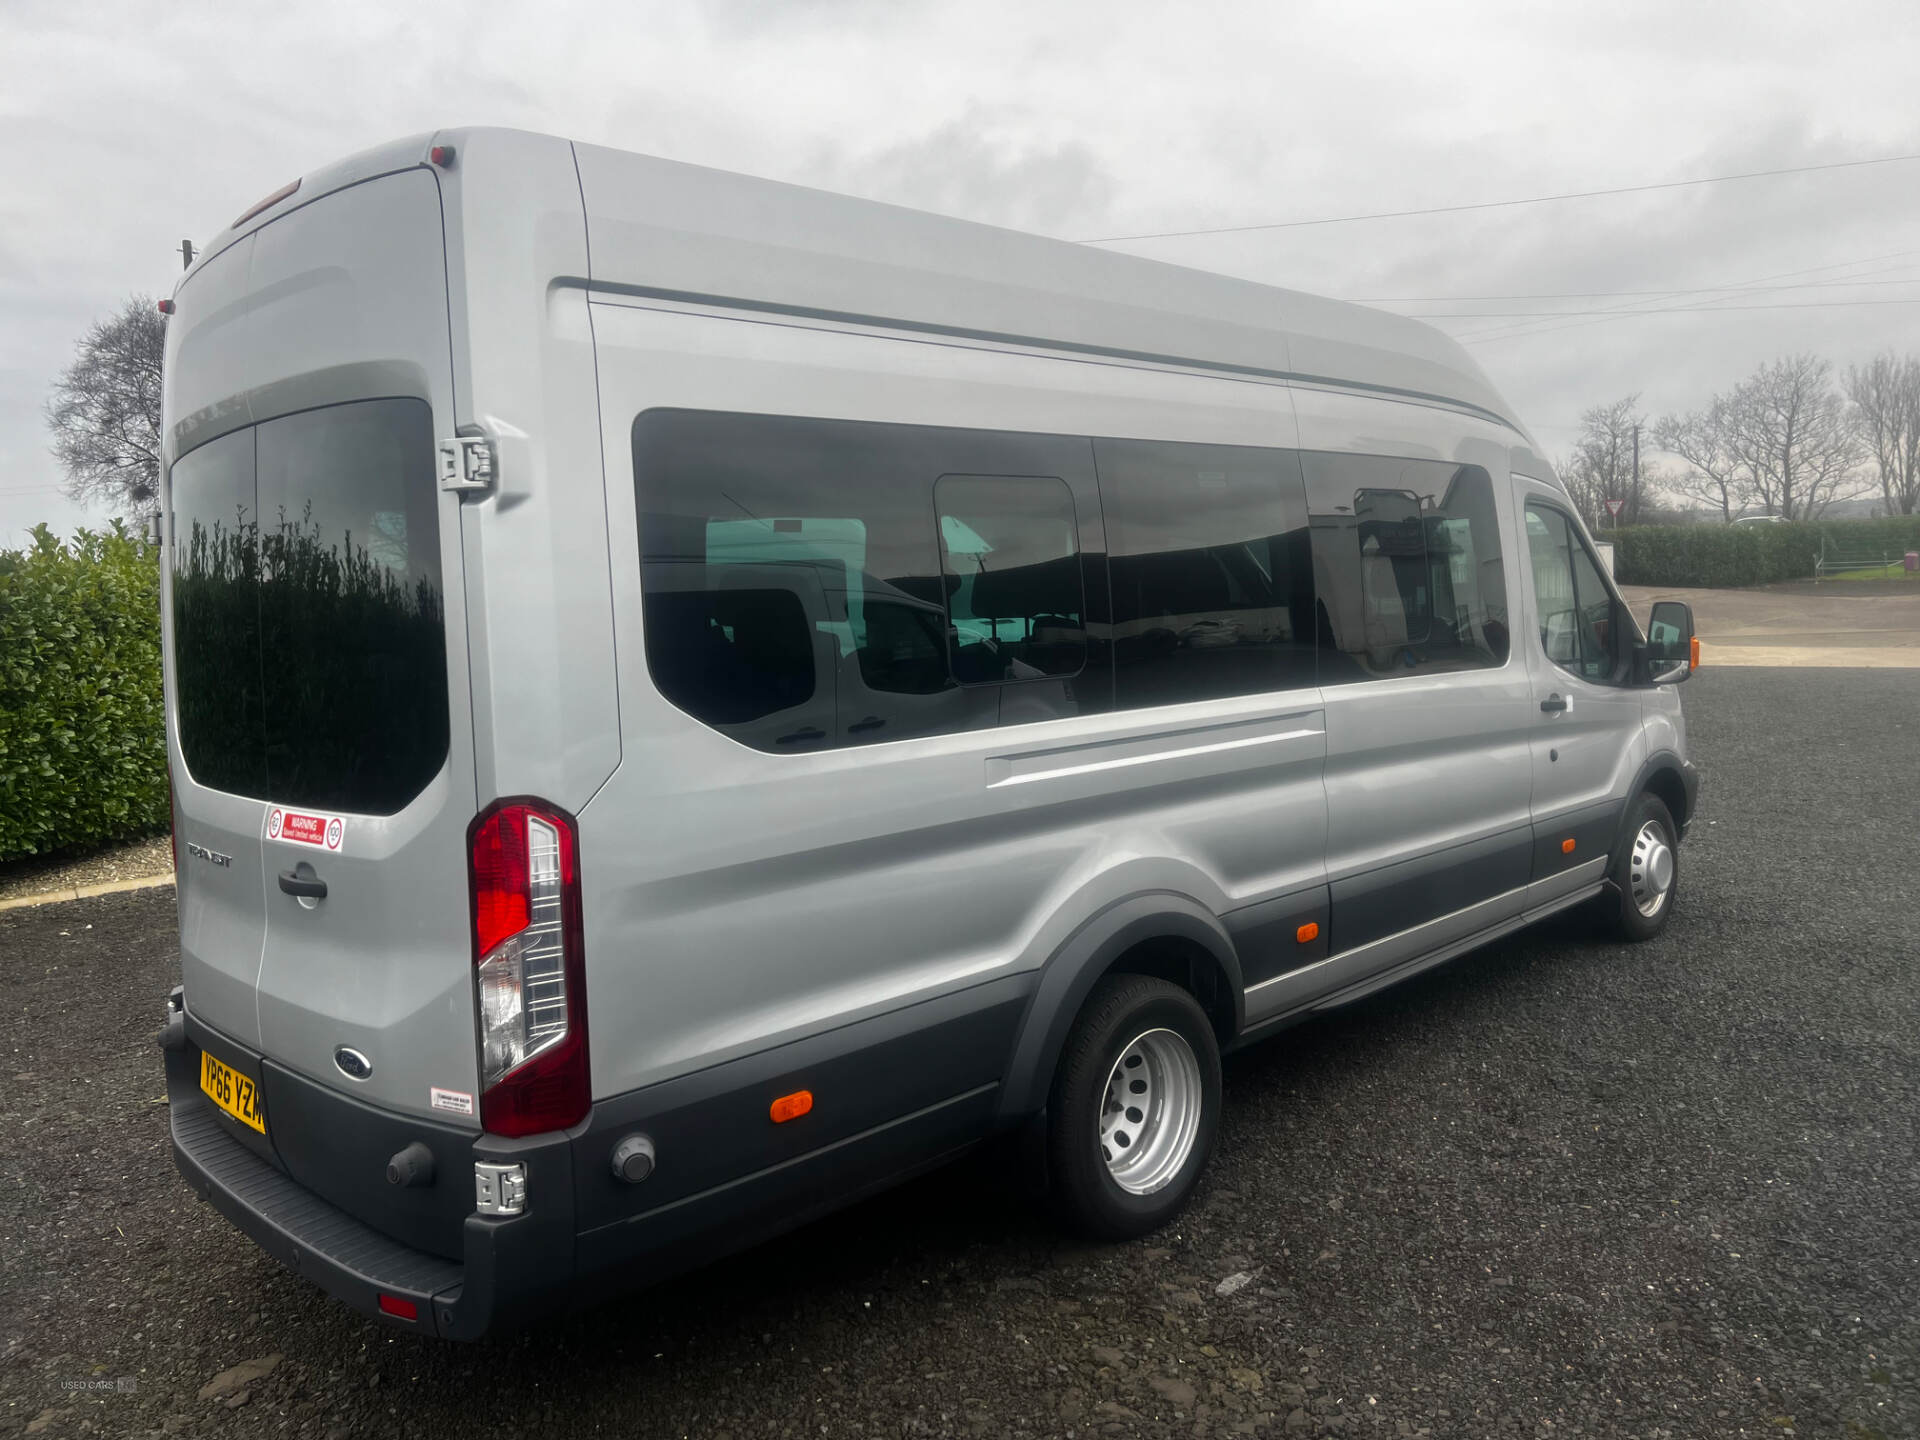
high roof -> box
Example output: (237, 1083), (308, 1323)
(570, 136), (1524, 433)
(182, 127), (1525, 436)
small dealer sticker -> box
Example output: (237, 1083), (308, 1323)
(266, 806), (346, 851)
(430, 1087), (475, 1116)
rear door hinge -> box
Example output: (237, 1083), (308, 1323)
(437, 435), (495, 494)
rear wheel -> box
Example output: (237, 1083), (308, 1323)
(1601, 792), (1679, 941)
(1046, 974), (1222, 1240)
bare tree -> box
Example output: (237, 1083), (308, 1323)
(44, 296), (166, 517)
(1846, 352), (1920, 515)
(1558, 395), (1648, 528)
(1653, 395), (1752, 522)
(1727, 354), (1867, 520)
(1656, 355), (1867, 521)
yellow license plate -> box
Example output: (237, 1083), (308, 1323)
(199, 1050), (266, 1134)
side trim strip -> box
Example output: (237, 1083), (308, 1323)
(584, 1083), (999, 1235)
(1244, 882), (1528, 996)
(1233, 880), (1607, 1043)
(989, 727), (1321, 788)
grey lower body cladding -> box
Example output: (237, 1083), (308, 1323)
(163, 976), (1031, 1339)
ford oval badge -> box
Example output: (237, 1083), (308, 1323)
(333, 1046), (373, 1081)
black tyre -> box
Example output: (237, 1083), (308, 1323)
(1601, 791), (1680, 941)
(1046, 974), (1222, 1241)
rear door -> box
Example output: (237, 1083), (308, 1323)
(249, 398), (480, 1125)
(169, 418), (272, 1050)
(164, 168), (479, 1126)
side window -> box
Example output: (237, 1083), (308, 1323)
(1302, 455), (1510, 683)
(633, 410), (1100, 752)
(938, 476), (1086, 684)
(1093, 438), (1315, 707)
(1525, 504), (1616, 682)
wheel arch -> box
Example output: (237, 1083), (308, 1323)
(996, 892), (1243, 1122)
(1631, 750), (1695, 836)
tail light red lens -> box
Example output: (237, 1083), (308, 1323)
(468, 800), (589, 1138)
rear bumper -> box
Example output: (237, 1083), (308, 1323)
(163, 1006), (573, 1340)
(162, 975), (1028, 1339)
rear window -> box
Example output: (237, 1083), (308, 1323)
(168, 398), (449, 814)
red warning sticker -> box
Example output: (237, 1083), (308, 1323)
(266, 806), (346, 851)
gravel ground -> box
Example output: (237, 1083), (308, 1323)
(0, 837), (173, 905)
(3, 667), (1917, 1440)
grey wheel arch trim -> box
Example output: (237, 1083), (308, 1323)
(1631, 750), (1699, 837)
(996, 892), (1243, 1122)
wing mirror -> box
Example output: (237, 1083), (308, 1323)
(1637, 600), (1695, 685)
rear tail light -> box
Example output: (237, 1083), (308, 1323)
(468, 800), (588, 1137)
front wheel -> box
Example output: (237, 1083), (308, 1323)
(1046, 974), (1222, 1241)
(1601, 792), (1680, 941)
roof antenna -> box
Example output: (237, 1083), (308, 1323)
(180, 238), (196, 271)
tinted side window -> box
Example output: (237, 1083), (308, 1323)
(1302, 455), (1510, 683)
(634, 411), (1104, 752)
(1094, 439), (1315, 706)
(171, 426), (267, 798)
(938, 476), (1086, 684)
(1525, 504), (1615, 681)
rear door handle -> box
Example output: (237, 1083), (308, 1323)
(847, 715), (886, 734)
(277, 870), (327, 900)
(1540, 694), (1569, 714)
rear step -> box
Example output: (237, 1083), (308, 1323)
(169, 1092), (462, 1330)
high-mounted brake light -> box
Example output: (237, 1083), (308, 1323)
(231, 177), (300, 230)
(469, 800), (589, 1137)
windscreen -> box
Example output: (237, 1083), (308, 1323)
(168, 398), (448, 814)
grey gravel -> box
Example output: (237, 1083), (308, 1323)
(2, 667), (1916, 1438)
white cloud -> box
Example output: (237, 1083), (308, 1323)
(2, 0), (1917, 541)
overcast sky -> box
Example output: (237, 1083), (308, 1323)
(3, 0), (1917, 544)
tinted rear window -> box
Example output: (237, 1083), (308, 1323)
(168, 398), (448, 814)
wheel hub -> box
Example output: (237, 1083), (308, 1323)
(1099, 1027), (1202, 1195)
(1629, 818), (1674, 918)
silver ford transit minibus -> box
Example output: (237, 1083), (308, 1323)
(158, 128), (1699, 1338)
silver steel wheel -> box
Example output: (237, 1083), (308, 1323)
(1628, 818), (1675, 918)
(1099, 1027), (1203, 1196)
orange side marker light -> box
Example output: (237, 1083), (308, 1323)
(770, 1090), (813, 1124)
(1561, 838), (1576, 854)
(1690, 635), (1701, 669)
(1296, 921), (1319, 944)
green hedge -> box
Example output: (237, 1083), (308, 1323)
(1613, 517), (1920, 588)
(0, 523), (167, 861)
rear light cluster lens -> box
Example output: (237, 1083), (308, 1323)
(469, 801), (588, 1137)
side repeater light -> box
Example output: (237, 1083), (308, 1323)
(770, 1090), (813, 1124)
